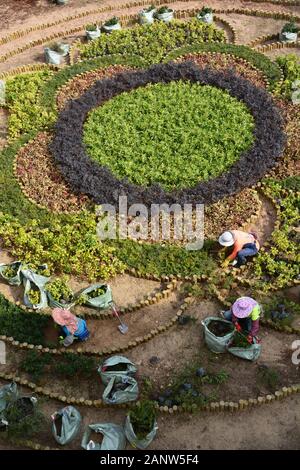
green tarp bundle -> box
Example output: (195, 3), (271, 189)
(52, 405), (82, 445)
(202, 317), (235, 354)
(0, 382), (18, 417)
(103, 375), (139, 405)
(228, 339), (262, 362)
(78, 283), (112, 309)
(81, 423), (126, 450)
(98, 356), (137, 385)
(124, 415), (158, 449)
(0, 261), (23, 286)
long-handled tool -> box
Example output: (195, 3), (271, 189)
(110, 302), (128, 334)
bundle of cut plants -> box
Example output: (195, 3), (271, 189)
(0, 261), (22, 286)
(76, 283), (112, 309)
(46, 276), (74, 309)
(201, 317), (235, 353)
(227, 331), (262, 362)
(125, 400), (158, 449)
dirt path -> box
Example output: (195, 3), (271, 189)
(248, 192), (277, 245)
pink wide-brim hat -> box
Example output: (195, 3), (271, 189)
(232, 297), (257, 319)
(51, 308), (78, 334)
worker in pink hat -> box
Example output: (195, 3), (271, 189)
(220, 296), (261, 344)
(51, 308), (89, 347)
(218, 230), (260, 268)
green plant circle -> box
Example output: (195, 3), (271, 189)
(83, 80), (255, 191)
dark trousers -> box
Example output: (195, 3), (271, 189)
(236, 243), (258, 267)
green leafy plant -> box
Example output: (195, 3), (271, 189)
(156, 6), (173, 14)
(0, 212), (125, 281)
(144, 5), (155, 12)
(231, 331), (251, 349)
(79, 19), (225, 65)
(86, 24), (98, 32)
(282, 22), (299, 34)
(28, 288), (41, 306)
(129, 400), (157, 439)
(5, 71), (55, 141)
(198, 6), (213, 16)
(4, 398), (47, 439)
(2, 265), (19, 278)
(83, 81), (254, 191)
(104, 17), (119, 26)
(274, 54), (300, 100)
(46, 275), (73, 303)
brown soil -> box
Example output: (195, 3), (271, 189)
(265, 47), (300, 60)
(248, 192), (277, 244)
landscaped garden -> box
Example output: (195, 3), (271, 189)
(0, 0), (299, 452)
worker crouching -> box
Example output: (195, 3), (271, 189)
(52, 308), (90, 347)
(221, 296), (261, 344)
(219, 230), (260, 268)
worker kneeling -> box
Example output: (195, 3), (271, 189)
(52, 308), (90, 347)
(219, 230), (260, 268)
(221, 296), (261, 344)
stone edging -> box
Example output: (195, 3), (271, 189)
(0, 367), (299, 415)
(0, 293), (188, 358)
(0, 63), (58, 80)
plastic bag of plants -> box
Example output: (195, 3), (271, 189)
(0, 261), (23, 286)
(6, 396), (37, 423)
(0, 382), (18, 416)
(98, 355), (137, 385)
(228, 333), (261, 362)
(77, 283), (112, 309)
(201, 317), (235, 354)
(81, 423), (126, 450)
(46, 277), (74, 309)
(52, 405), (82, 445)
(23, 279), (48, 310)
(125, 401), (158, 449)
(22, 268), (50, 310)
(103, 375), (138, 405)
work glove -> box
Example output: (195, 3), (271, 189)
(221, 259), (230, 268)
(253, 336), (261, 344)
(234, 322), (242, 333)
(247, 334), (253, 344)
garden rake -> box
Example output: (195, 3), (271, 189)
(110, 302), (128, 334)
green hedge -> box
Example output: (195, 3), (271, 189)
(5, 70), (55, 141)
(79, 19), (226, 65)
(0, 294), (48, 345)
(111, 239), (217, 277)
(164, 43), (283, 88)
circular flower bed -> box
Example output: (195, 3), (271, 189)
(83, 80), (255, 191)
(51, 61), (285, 208)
